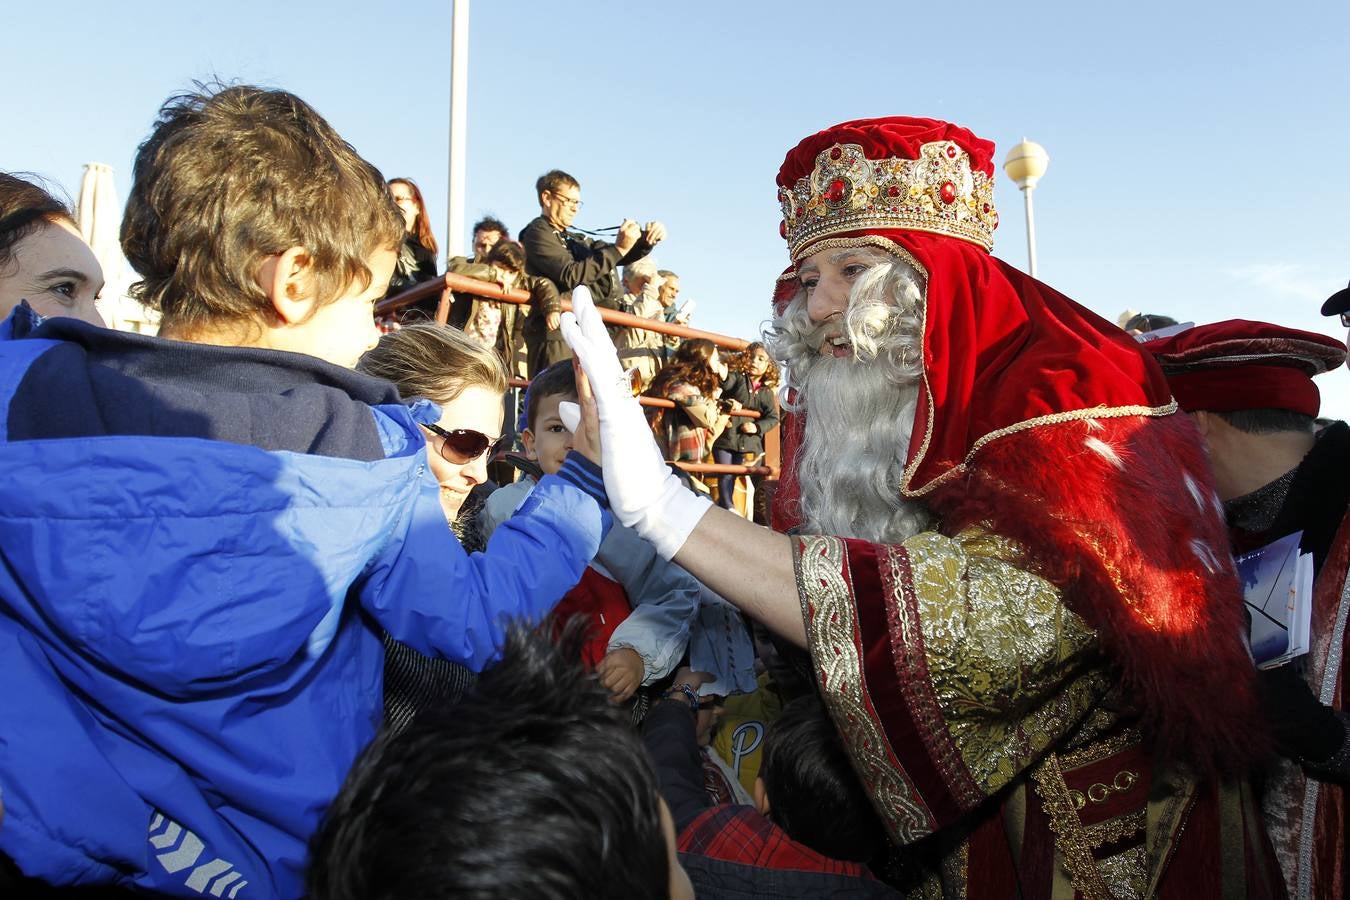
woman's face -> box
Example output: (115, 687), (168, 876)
(389, 182), (419, 234)
(424, 384), (505, 520)
(0, 219), (105, 326)
(707, 348), (722, 373)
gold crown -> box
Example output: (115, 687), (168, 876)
(779, 140), (998, 258)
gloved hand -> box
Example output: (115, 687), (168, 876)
(559, 286), (712, 559)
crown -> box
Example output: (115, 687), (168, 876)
(778, 140), (998, 258)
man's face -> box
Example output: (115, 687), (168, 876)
(541, 184), (581, 230)
(473, 227), (504, 260)
(625, 274), (652, 298)
(798, 247), (879, 358)
(658, 276), (680, 309)
(522, 391), (575, 476)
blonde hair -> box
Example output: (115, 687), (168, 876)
(358, 324), (507, 404)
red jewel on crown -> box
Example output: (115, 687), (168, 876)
(887, 185), (901, 198)
(779, 220), (788, 239)
(945, 144), (958, 159)
(939, 182), (956, 204)
(829, 146), (843, 161)
(824, 178), (849, 203)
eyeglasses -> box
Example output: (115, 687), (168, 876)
(1340, 312), (1350, 328)
(421, 423), (503, 464)
(549, 192), (582, 209)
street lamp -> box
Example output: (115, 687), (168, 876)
(1002, 139), (1050, 278)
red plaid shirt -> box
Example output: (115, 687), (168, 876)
(678, 805), (875, 879)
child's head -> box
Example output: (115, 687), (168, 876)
(308, 626), (692, 900)
(521, 359), (579, 476)
(121, 84), (404, 368)
(755, 694), (887, 864)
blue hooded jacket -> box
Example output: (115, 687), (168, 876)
(0, 311), (607, 898)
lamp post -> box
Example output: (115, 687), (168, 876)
(1002, 139), (1050, 278)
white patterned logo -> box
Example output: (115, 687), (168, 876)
(148, 812), (248, 897)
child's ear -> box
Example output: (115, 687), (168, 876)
(753, 777), (771, 817)
(257, 246), (318, 325)
(520, 428), (538, 460)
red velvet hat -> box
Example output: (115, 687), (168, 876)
(772, 116), (1174, 501)
(1144, 319), (1346, 417)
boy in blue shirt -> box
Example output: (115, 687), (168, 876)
(484, 361), (699, 702)
(0, 85), (608, 898)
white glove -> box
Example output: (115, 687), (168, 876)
(559, 286), (712, 559)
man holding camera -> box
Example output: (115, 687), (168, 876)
(519, 169), (666, 373)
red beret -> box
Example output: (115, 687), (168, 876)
(1143, 319), (1346, 417)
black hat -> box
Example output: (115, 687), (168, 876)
(1320, 280), (1350, 316)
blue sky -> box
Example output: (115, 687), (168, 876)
(7, 0), (1350, 413)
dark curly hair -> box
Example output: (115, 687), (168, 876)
(727, 341), (780, 391)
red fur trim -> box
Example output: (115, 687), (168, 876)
(934, 413), (1268, 774)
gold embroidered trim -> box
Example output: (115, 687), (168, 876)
(1059, 729), (1141, 769)
(789, 234), (930, 280)
(882, 543), (984, 807)
(901, 402), (1179, 498)
(1031, 753), (1117, 900)
(794, 534), (937, 843)
(1144, 765), (1197, 898)
(1084, 810), (1147, 851)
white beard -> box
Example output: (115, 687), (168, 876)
(794, 354), (930, 543)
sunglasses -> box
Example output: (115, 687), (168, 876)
(1340, 312), (1350, 329)
(422, 423), (503, 465)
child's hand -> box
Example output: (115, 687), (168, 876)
(597, 648), (644, 703)
(566, 358), (603, 467)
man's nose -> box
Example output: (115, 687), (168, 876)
(807, 275), (849, 325)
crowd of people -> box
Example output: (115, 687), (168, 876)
(1, 83), (1349, 900)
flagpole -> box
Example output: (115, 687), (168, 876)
(447, 0), (470, 262)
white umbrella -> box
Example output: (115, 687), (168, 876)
(75, 162), (157, 333)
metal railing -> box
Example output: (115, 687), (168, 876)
(380, 272), (777, 480)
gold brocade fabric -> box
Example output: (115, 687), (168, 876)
(883, 529), (1110, 799)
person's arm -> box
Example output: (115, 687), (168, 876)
(754, 384), (779, 436)
(444, 256), (493, 279)
(600, 526), (699, 683)
(673, 508), (805, 645)
(361, 451), (609, 671)
(616, 234), (654, 267)
(559, 286), (806, 644)
(641, 679), (715, 832)
(521, 221), (623, 291)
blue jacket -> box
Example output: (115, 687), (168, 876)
(0, 312), (607, 897)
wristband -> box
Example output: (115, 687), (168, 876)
(665, 684), (700, 714)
